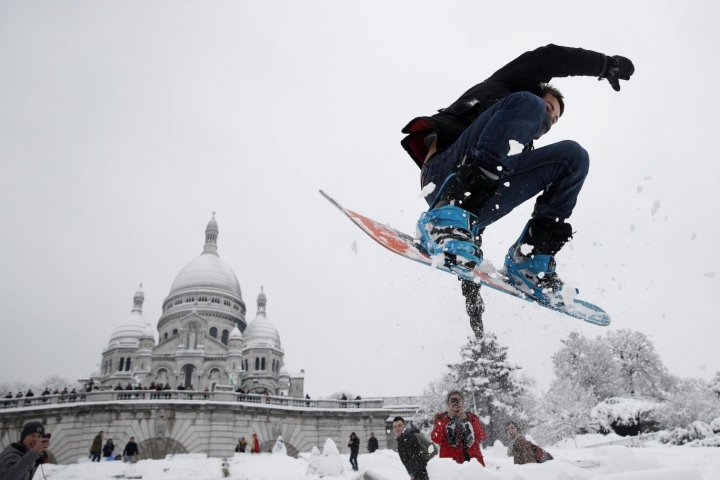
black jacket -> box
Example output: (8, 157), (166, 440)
(401, 44), (607, 168)
(397, 426), (432, 478)
(367, 435), (379, 452)
(123, 441), (138, 456)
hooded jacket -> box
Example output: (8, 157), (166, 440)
(401, 44), (608, 169)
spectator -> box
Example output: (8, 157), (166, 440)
(393, 416), (437, 480)
(235, 437), (247, 453)
(348, 432), (359, 471)
(14, 393), (22, 399)
(431, 390), (486, 466)
(505, 422), (553, 465)
(123, 437), (139, 463)
(0, 421), (50, 480)
(251, 433), (260, 453)
(24, 390), (33, 398)
(89, 431), (103, 462)
(367, 432), (378, 453)
(102, 439), (115, 460)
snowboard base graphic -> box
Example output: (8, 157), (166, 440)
(320, 190), (610, 326)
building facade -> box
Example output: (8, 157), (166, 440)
(97, 215), (303, 395)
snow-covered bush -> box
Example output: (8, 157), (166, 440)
(659, 421), (715, 445)
(710, 417), (720, 433)
(655, 377), (720, 429)
(591, 397), (659, 436)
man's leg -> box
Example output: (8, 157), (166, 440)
(417, 92), (550, 270)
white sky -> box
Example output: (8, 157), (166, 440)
(1, 0), (719, 397)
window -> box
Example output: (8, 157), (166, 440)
(164, 332), (168, 340)
(119, 358), (125, 371)
(261, 358), (266, 371)
(125, 358), (132, 371)
(255, 358), (259, 371)
(212, 297), (220, 304)
(209, 327), (218, 338)
(172, 329), (178, 336)
(221, 329), (229, 345)
(223, 300), (231, 307)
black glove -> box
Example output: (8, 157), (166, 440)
(461, 421), (475, 447)
(445, 418), (460, 446)
(599, 55), (635, 91)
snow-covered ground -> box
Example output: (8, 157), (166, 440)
(39, 436), (719, 480)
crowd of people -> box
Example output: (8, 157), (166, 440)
(1, 391), (553, 480)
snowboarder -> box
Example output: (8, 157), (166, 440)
(401, 44), (634, 336)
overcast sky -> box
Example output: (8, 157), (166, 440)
(1, 0), (719, 398)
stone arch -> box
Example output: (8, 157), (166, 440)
(137, 437), (188, 459)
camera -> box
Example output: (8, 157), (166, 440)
(42, 433), (51, 439)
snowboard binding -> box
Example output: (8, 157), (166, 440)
(416, 205), (483, 275)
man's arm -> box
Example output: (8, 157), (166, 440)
(489, 44), (607, 85)
(0, 449), (40, 480)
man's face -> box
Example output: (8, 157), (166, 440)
(447, 394), (465, 417)
(506, 423), (519, 439)
(392, 420), (405, 438)
(23, 432), (42, 450)
(543, 93), (561, 126)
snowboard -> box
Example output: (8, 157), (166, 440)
(319, 190), (610, 326)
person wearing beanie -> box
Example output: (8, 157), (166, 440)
(0, 421), (50, 480)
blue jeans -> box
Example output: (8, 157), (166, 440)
(421, 91), (589, 229)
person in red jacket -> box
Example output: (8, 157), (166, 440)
(431, 390), (486, 466)
(250, 433), (261, 453)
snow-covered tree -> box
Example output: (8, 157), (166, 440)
(533, 376), (597, 446)
(710, 371), (720, 399)
(655, 377), (720, 429)
(605, 329), (669, 398)
(446, 333), (532, 444)
(552, 331), (623, 401)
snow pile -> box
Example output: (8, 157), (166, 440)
(34, 434), (720, 480)
(303, 438), (343, 477)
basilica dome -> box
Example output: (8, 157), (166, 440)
(243, 288), (282, 350)
(167, 215), (243, 300)
(107, 286), (150, 347)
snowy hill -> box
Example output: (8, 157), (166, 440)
(39, 436), (718, 480)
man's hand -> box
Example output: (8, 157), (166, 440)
(31, 437), (49, 454)
(599, 55), (635, 91)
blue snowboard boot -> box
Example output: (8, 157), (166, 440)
(504, 217), (573, 305)
(417, 205), (483, 273)
(417, 151), (498, 273)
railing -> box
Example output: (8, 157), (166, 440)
(0, 391), (386, 410)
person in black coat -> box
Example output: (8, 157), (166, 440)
(122, 437), (139, 463)
(347, 432), (360, 471)
(393, 417), (436, 480)
(401, 44), (634, 334)
(367, 432), (379, 453)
